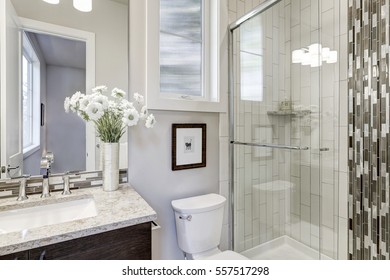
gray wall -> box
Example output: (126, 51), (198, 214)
(128, 110), (220, 259)
(46, 65), (85, 173)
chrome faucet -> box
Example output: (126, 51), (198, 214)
(62, 172), (71, 195)
(16, 175), (31, 201)
(41, 176), (51, 198)
(40, 153), (53, 198)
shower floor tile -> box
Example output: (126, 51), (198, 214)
(241, 236), (332, 260)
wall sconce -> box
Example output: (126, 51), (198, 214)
(73, 0), (92, 12)
(42, 0), (92, 12)
(292, 43), (337, 67)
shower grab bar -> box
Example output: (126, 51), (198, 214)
(231, 141), (310, 151)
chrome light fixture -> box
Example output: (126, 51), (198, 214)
(73, 0), (92, 12)
(292, 43), (337, 67)
(42, 0), (60, 4)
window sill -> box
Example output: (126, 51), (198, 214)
(147, 95), (227, 113)
(23, 144), (40, 159)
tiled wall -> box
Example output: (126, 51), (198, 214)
(348, 0), (390, 260)
(0, 170), (128, 199)
(221, 0), (349, 259)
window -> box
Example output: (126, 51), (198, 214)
(130, 0), (226, 112)
(159, 0), (207, 99)
(240, 14), (263, 102)
(22, 32), (40, 157)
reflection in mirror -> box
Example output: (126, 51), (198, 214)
(22, 31), (87, 176)
(0, 0), (129, 177)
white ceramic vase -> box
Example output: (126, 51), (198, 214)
(102, 142), (119, 192)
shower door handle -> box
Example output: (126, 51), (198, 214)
(231, 141), (309, 151)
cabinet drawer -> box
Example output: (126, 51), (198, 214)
(0, 251), (29, 260)
(30, 222), (151, 260)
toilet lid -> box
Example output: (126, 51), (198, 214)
(205, 250), (249, 260)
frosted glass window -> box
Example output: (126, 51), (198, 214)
(22, 32), (40, 155)
(160, 0), (203, 97)
(240, 52), (263, 102)
(240, 14), (264, 102)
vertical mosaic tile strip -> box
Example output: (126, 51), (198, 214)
(348, 0), (390, 260)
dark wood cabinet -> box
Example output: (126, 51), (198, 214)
(0, 251), (29, 260)
(1, 222), (151, 260)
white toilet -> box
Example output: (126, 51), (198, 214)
(171, 193), (248, 260)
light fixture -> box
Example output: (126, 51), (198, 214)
(292, 44), (337, 67)
(42, 0), (60, 4)
(73, 0), (92, 12)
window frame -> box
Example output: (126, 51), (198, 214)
(22, 32), (40, 158)
(129, 0), (227, 113)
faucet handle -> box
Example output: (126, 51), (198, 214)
(62, 173), (72, 195)
(16, 175), (31, 201)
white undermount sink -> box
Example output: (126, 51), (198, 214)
(0, 198), (97, 234)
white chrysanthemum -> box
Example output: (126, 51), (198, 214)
(107, 101), (120, 115)
(79, 95), (92, 111)
(139, 106), (148, 120)
(64, 97), (71, 113)
(108, 100), (116, 109)
(85, 102), (104, 121)
(92, 94), (109, 110)
(70, 91), (83, 108)
(133, 92), (144, 104)
(122, 109), (139, 127)
(145, 114), (156, 128)
(92, 85), (108, 94)
(112, 88), (126, 99)
(119, 100), (134, 111)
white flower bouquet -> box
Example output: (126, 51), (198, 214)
(64, 86), (156, 143)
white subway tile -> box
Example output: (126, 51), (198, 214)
(321, 183), (334, 228)
(338, 217), (348, 260)
(321, 226), (336, 259)
(301, 165), (311, 206)
(301, 205), (311, 246)
(311, 194), (320, 237)
(244, 194), (253, 236)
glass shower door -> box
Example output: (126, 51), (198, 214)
(230, 0), (330, 260)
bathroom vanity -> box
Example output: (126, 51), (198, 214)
(0, 184), (157, 260)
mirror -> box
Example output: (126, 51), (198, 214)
(1, 0), (129, 177)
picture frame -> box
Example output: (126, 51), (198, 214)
(172, 123), (206, 171)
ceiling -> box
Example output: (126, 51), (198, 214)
(28, 32), (86, 70)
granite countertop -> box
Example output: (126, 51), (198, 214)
(0, 184), (157, 256)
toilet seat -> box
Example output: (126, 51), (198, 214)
(204, 250), (249, 260)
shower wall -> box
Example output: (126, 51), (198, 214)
(227, 0), (349, 259)
(348, 0), (390, 260)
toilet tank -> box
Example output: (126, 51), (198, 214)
(171, 193), (226, 254)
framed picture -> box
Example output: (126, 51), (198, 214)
(172, 123), (206, 171)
